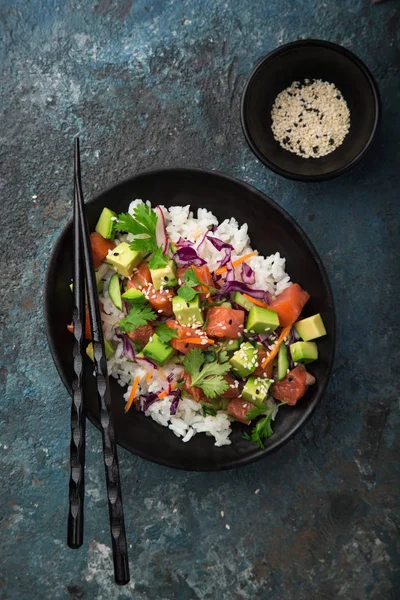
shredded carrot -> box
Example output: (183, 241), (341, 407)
(242, 293), (269, 310)
(145, 372), (152, 383)
(214, 251), (258, 276)
(125, 375), (141, 413)
(158, 383), (177, 399)
(193, 265), (208, 293)
(260, 326), (291, 370)
(180, 337), (215, 345)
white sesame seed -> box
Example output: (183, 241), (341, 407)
(225, 524), (230, 530)
(220, 510), (224, 517)
(255, 489), (260, 494)
(271, 79), (350, 158)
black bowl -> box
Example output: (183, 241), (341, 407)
(44, 168), (335, 471)
(241, 39), (380, 181)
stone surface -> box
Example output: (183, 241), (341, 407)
(0, 1), (399, 599)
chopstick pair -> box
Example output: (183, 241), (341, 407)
(67, 137), (130, 586)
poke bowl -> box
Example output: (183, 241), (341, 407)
(44, 168), (335, 471)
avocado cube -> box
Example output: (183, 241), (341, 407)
(95, 207), (117, 240)
(143, 333), (175, 366)
(295, 313), (327, 342)
(172, 295), (204, 327)
(229, 342), (258, 377)
(107, 242), (142, 278)
(121, 288), (145, 303)
(215, 338), (241, 354)
(290, 341), (318, 364)
(277, 343), (289, 381)
(86, 339), (115, 362)
(108, 273), (122, 311)
(150, 260), (178, 290)
(233, 292), (254, 312)
(246, 306), (280, 334)
(242, 376), (272, 404)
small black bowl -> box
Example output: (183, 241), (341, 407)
(44, 168), (335, 471)
(241, 39), (380, 181)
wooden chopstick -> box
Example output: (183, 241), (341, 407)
(70, 137), (130, 586)
(67, 144), (87, 549)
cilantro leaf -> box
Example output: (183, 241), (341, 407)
(155, 322), (178, 344)
(242, 402), (287, 449)
(114, 204), (158, 254)
(183, 347), (204, 375)
(183, 348), (231, 399)
(129, 237), (157, 253)
(244, 400), (270, 421)
(117, 304), (157, 333)
(183, 267), (202, 287)
(250, 414), (274, 449)
(217, 350), (230, 364)
(113, 212), (138, 235)
(177, 286), (198, 302)
(132, 203), (158, 235)
(201, 375), (229, 398)
(202, 405), (217, 417)
(203, 351), (216, 363)
(148, 247), (169, 270)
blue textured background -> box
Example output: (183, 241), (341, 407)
(1, 1), (399, 598)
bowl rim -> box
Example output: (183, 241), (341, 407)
(241, 38), (381, 182)
(44, 166), (336, 470)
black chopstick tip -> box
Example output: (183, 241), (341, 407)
(67, 540), (83, 550)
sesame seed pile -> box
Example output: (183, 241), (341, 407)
(271, 79), (350, 158)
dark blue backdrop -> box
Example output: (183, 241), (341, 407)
(0, 1), (399, 598)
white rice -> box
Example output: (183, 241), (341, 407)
(99, 200), (291, 446)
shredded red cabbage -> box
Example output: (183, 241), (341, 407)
(241, 262), (255, 285)
(207, 236), (233, 270)
(206, 235), (234, 252)
(167, 372), (174, 383)
(225, 261), (236, 282)
(174, 246), (207, 266)
(169, 389), (181, 415)
(122, 300), (130, 315)
(115, 327), (136, 361)
(135, 355), (158, 369)
(175, 236), (193, 248)
(257, 334), (269, 347)
(196, 230), (209, 254)
(139, 393), (159, 412)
